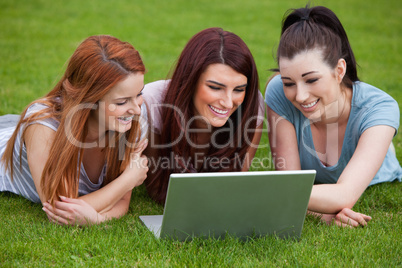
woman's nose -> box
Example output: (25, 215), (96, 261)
(128, 98), (142, 115)
(219, 93), (233, 109)
(295, 85), (309, 104)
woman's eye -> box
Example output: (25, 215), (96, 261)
(208, 85), (221, 90)
(116, 100), (128, 106)
(306, 78), (318, 84)
(234, 87), (246, 92)
(283, 83), (295, 87)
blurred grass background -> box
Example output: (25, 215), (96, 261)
(0, 0), (401, 266)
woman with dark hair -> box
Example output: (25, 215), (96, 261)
(143, 28), (264, 204)
(265, 6), (401, 227)
(0, 35), (149, 225)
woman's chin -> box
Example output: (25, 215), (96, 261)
(209, 117), (230, 128)
(114, 122), (132, 133)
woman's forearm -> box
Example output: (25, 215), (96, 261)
(98, 191), (132, 220)
(308, 183), (359, 214)
(79, 172), (134, 213)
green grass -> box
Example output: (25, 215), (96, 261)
(0, 0), (401, 266)
(1, 182), (401, 267)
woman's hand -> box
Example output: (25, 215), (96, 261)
(318, 208), (371, 228)
(334, 208), (371, 227)
(42, 196), (105, 226)
(121, 139), (149, 188)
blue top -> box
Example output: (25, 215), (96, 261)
(265, 75), (402, 185)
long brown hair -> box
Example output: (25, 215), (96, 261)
(146, 28), (260, 203)
(1, 35), (145, 204)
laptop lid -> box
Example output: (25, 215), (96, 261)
(140, 170), (315, 241)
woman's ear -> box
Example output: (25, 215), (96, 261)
(336, 58), (347, 83)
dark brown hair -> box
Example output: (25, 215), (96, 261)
(277, 5), (359, 88)
(146, 28), (260, 203)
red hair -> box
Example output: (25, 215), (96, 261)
(146, 28), (260, 203)
(2, 35), (145, 204)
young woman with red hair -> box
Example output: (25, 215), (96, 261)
(0, 35), (149, 226)
(143, 28), (265, 204)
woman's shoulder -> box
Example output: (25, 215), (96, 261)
(25, 101), (59, 131)
(142, 80), (170, 134)
(143, 80), (170, 102)
(264, 74), (299, 121)
(353, 81), (398, 108)
(266, 74), (282, 90)
(352, 81), (400, 133)
(264, 74), (286, 103)
(26, 101), (49, 115)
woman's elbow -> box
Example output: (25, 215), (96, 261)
(332, 192), (361, 213)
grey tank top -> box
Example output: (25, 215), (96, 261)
(0, 103), (104, 203)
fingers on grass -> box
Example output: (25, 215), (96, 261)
(335, 220), (354, 229)
(340, 208), (371, 227)
(338, 216), (359, 227)
(43, 206), (68, 225)
(45, 201), (75, 221)
(334, 220), (348, 228)
(361, 214), (372, 222)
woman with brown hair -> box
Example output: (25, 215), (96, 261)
(265, 6), (401, 227)
(143, 28), (265, 204)
(0, 35), (149, 226)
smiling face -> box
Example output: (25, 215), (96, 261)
(279, 49), (347, 123)
(192, 63), (247, 128)
(95, 73), (144, 133)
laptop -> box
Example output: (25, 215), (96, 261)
(140, 170), (316, 241)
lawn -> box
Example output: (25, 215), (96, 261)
(0, 0), (401, 266)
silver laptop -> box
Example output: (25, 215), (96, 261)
(140, 170), (316, 241)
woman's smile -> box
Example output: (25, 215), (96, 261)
(208, 105), (230, 117)
(300, 99), (320, 111)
